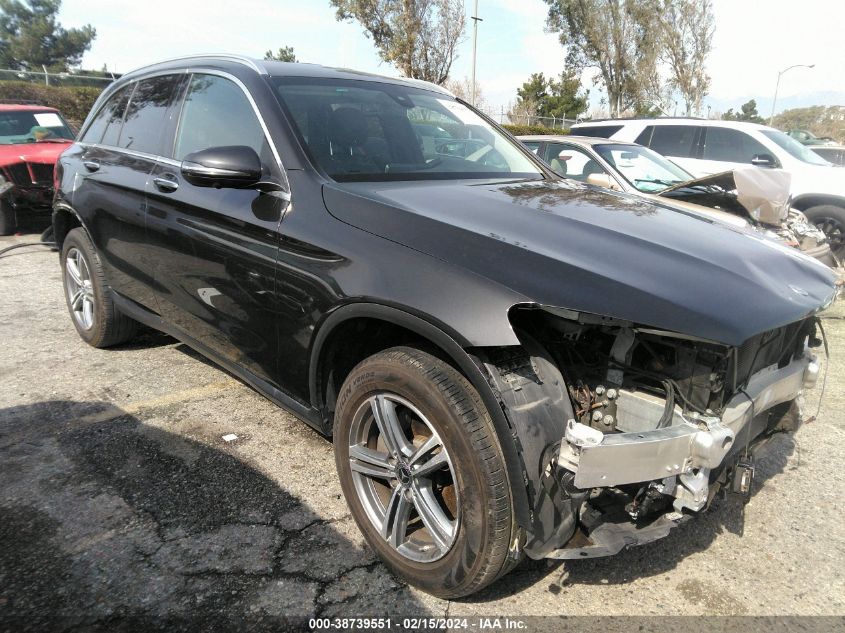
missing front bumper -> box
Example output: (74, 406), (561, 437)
(549, 353), (818, 558)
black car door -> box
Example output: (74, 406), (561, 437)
(145, 72), (288, 383)
(73, 75), (183, 311)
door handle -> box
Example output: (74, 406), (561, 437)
(83, 160), (100, 172)
(153, 176), (179, 193)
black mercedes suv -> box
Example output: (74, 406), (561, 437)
(53, 55), (837, 598)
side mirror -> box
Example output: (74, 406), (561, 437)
(751, 153), (776, 168)
(586, 172), (621, 191)
(181, 145), (262, 188)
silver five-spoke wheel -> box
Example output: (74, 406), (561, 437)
(348, 393), (459, 562)
(64, 247), (95, 330)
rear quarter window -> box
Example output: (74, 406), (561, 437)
(81, 86), (131, 145)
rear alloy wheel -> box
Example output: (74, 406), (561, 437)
(61, 227), (138, 348)
(334, 347), (518, 598)
(805, 204), (845, 260)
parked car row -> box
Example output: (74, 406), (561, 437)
(519, 134), (838, 268)
(571, 118), (845, 260)
(43, 56), (838, 598)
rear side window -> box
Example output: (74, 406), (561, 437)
(574, 125), (623, 138)
(117, 75), (180, 155)
(174, 74), (270, 162)
(702, 127), (770, 164)
(643, 125), (698, 158)
(81, 86), (130, 144)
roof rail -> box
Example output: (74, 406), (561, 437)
(123, 54), (266, 77)
(576, 116), (706, 124)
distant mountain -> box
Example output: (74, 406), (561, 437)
(704, 91), (845, 117)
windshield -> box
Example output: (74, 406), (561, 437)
(273, 78), (542, 182)
(0, 110), (74, 145)
(593, 143), (692, 192)
(760, 129), (830, 166)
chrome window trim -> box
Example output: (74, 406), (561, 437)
(79, 68), (290, 196)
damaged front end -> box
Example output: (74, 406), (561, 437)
(484, 305), (826, 561)
(659, 169), (841, 270)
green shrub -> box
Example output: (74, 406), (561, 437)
(0, 81), (104, 128)
(502, 124), (570, 136)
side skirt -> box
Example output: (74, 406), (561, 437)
(110, 290), (325, 433)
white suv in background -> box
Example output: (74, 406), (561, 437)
(571, 118), (845, 258)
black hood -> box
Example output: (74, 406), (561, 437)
(322, 179), (837, 346)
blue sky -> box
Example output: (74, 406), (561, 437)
(59, 0), (845, 116)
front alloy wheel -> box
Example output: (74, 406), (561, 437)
(348, 393), (459, 562)
(334, 347), (518, 598)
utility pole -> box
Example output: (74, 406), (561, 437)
(769, 63), (814, 125)
(470, 0), (482, 107)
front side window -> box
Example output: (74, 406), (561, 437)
(117, 75), (181, 155)
(645, 125), (699, 158)
(174, 74), (270, 162)
(543, 143), (608, 182)
(0, 109), (74, 145)
(594, 143), (692, 192)
(702, 127), (771, 164)
(760, 129), (830, 166)
(274, 78), (542, 182)
(81, 86), (130, 145)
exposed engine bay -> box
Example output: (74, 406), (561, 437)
(489, 306), (825, 560)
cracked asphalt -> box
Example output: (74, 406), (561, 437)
(1, 230), (844, 630)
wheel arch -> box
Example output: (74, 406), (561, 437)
(52, 202), (87, 248)
(309, 301), (533, 530)
(791, 193), (845, 212)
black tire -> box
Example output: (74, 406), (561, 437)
(804, 204), (845, 259)
(60, 227), (138, 348)
(334, 346), (517, 598)
(0, 199), (15, 236)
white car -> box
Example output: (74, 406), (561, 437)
(571, 118), (845, 258)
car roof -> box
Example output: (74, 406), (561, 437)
(572, 117), (774, 132)
(518, 134), (638, 146)
(0, 104), (59, 112)
(121, 54), (453, 96)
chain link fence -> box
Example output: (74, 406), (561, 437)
(475, 107), (581, 130)
(0, 68), (116, 88)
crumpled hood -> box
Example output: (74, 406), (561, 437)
(322, 179), (837, 346)
(0, 141), (69, 166)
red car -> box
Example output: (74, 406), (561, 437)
(0, 104), (75, 234)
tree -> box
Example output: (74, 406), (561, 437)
(545, 69), (589, 119)
(264, 46), (297, 63)
(722, 99), (764, 124)
(0, 0), (95, 71)
(655, 0), (714, 116)
(543, 0), (659, 117)
(329, 0), (465, 85)
(445, 76), (488, 111)
(515, 71), (588, 121)
(772, 105), (845, 141)
(515, 72), (548, 116)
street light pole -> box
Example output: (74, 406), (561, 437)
(470, 0), (482, 107)
(769, 63), (814, 126)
